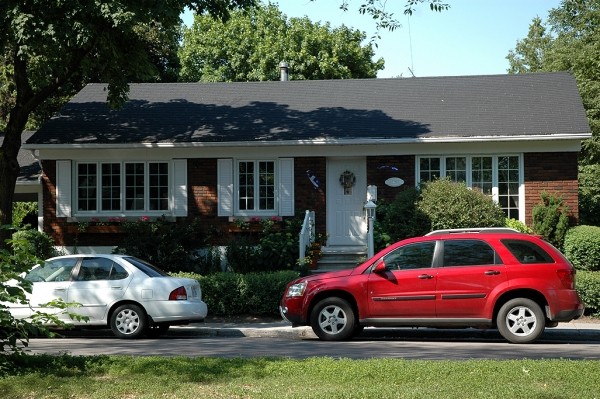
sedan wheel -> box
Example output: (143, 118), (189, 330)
(110, 304), (148, 339)
(497, 298), (545, 344)
(310, 297), (356, 341)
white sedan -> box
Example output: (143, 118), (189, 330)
(8, 254), (208, 338)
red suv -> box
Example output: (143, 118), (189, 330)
(280, 229), (584, 343)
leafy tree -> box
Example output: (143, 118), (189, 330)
(0, 0), (256, 246)
(506, 0), (600, 166)
(179, 3), (385, 82)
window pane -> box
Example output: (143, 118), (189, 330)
(126, 163), (145, 211)
(443, 240), (499, 266)
(419, 157), (441, 182)
(497, 156), (519, 218)
(238, 161), (254, 210)
(382, 242), (436, 270)
(258, 161), (275, 210)
(101, 163), (121, 211)
(77, 163), (97, 211)
(149, 162), (169, 211)
(471, 156), (493, 195)
(501, 239), (554, 264)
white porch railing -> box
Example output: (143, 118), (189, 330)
(298, 210), (316, 260)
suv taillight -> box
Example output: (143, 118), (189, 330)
(556, 269), (575, 289)
(169, 286), (187, 300)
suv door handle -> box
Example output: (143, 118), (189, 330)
(484, 270), (501, 275)
(418, 274), (434, 279)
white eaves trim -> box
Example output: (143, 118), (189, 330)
(22, 133), (592, 150)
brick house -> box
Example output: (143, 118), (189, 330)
(23, 72), (591, 254)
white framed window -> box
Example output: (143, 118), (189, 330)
(416, 155), (523, 220)
(75, 161), (169, 213)
(218, 158), (294, 217)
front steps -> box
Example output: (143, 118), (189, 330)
(314, 245), (367, 272)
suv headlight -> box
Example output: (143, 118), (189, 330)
(286, 282), (307, 297)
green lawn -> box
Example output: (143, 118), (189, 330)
(1, 355), (599, 398)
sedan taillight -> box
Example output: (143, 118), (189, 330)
(169, 286), (187, 301)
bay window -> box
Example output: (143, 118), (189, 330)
(416, 155), (522, 219)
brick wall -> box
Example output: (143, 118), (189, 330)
(524, 152), (579, 225)
(294, 157), (327, 232)
(367, 155), (416, 202)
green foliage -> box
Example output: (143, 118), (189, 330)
(507, 1), (600, 165)
(11, 202), (37, 227)
(416, 179), (506, 231)
(504, 218), (533, 233)
(577, 271), (600, 316)
(564, 225), (600, 272)
(225, 218), (302, 273)
(532, 192), (571, 250)
(0, 228), (83, 355)
(578, 164), (600, 226)
(11, 229), (60, 260)
(179, 3), (384, 82)
(173, 271), (299, 316)
(374, 189), (430, 250)
(114, 217), (205, 273)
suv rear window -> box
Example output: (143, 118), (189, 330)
(501, 239), (554, 264)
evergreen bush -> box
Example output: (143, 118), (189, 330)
(578, 164), (600, 226)
(564, 225), (600, 272)
(416, 179), (506, 231)
(11, 229), (60, 259)
(532, 192), (570, 250)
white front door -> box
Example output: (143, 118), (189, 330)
(326, 157), (367, 246)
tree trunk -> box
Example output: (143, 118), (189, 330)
(0, 110), (29, 248)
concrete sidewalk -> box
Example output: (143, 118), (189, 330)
(172, 319), (600, 341)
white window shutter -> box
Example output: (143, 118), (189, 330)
(278, 158), (294, 216)
(56, 160), (72, 217)
(172, 159), (188, 217)
(217, 158), (234, 216)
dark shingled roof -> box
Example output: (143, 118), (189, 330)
(27, 72), (590, 145)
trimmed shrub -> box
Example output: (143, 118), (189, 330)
(577, 271), (600, 316)
(505, 218), (533, 234)
(172, 271), (300, 316)
(114, 217), (205, 273)
(417, 179), (506, 231)
(564, 226), (600, 272)
(11, 229), (60, 259)
(532, 192), (570, 251)
(375, 188), (430, 249)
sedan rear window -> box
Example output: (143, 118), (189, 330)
(123, 257), (169, 277)
(501, 239), (554, 264)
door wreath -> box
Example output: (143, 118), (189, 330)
(339, 170), (356, 189)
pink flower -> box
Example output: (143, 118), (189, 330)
(140, 216), (151, 222)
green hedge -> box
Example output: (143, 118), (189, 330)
(577, 271), (600, 316)
(564, 225), (600, 272)
(172, 271), (299, 317)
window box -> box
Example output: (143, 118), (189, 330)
(67, 225), (124, 234)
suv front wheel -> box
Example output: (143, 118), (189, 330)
(310, 297), (356, 341)
(497, 298), (545, 344)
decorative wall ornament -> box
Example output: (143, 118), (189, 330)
(339, 170), (356, 189)
(306, 170), (320, 190)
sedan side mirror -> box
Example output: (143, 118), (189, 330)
(373, 261), (387, 274)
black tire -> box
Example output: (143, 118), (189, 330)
(110, 304), (148, 339)
(310, 297), (356, 341)
(497, 298), (545, 344)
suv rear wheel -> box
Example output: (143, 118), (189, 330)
(310, 297), (356, 341)
(497, 298), (545, 344)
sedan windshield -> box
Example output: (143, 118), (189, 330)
(123, 257), (169, 277)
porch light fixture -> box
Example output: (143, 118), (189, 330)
(364, 200), (376, 219)
(364, 200), (377, 258)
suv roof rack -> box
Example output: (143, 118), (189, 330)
(425, 228), (522, 236)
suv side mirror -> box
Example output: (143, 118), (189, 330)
(373, 261), (387, 274)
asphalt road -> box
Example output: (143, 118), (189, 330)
(24, 324), (600, 360)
